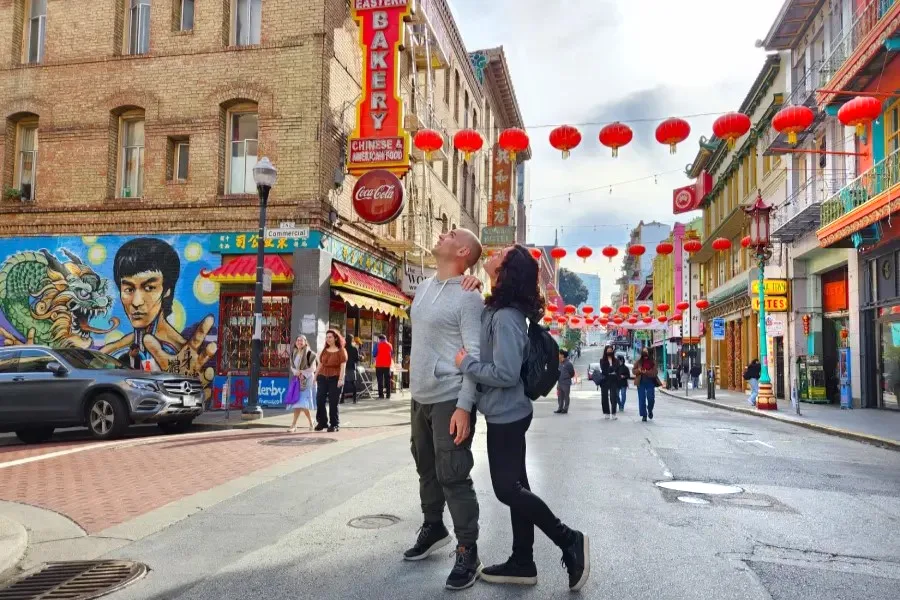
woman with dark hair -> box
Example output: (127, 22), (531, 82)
(598, 345), (619, 420)
(315, 329), (347, 432)
(633, 348), (659, 422)
(454, 244), (589, 592)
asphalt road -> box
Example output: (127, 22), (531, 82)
(100, 347), (900, 600)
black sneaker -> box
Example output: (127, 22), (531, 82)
(561, 531), (590, 591)
(446, 544), (481, 590)
(480, 556), (537, 585)
(403, 521), (451, 561)
(642, 416), (647, 422)
(648, 410), (654, 420)
(553, 410), (563, 414)
(314, 424), (327, 432)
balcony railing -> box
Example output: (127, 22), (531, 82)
(820, 148), (900, 228)
(819, 0), (898, 85)
(773, 175), (846, 240)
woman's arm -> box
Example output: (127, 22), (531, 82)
(456, 312), (524, 388)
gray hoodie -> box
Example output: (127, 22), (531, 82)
(459, 306), (533, 425)
(409, 275), (484, 411)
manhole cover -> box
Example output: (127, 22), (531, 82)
(0, 560), (147, 600)
(677, 496), (711, 505)
(656, 481), (743, 495)
(722, 497), (772, 507)
(348, 514), (401, 529)
(259, 437), (336, 446)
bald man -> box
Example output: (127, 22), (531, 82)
(405, 228), (485, 591)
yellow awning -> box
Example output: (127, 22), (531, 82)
(335, 290), (409, 320)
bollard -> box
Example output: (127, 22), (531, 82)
(707, 367), (716, 400)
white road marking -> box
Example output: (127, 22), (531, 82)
(736, 439), (775, 449)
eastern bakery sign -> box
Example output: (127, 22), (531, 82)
(348, 0), (412, 177)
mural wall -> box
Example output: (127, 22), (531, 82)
(0, 235), (220, 400)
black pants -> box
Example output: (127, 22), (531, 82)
(601, 384), (618, 415)
(487, 413), (574, 560)
(376, 367), (392, 398)
(316, 375), (341, 427)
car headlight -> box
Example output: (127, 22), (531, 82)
(125, 379), (159, 392)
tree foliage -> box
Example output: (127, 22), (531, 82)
(563, 327), (582, 351)
(558, 268), (589, 307)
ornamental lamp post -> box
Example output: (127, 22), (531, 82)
(243, 157), (278, 420)
(745, 190), (776, 411)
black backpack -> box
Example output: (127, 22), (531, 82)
(521, 320), (560, 400)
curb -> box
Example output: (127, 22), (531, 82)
(659, 389), (900, 452)
(0, 515), (27, 582)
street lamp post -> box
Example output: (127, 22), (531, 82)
(745, 190), (777, 411)
(243, 157), (278, 421)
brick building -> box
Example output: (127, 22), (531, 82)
(0, 0), (527, 408)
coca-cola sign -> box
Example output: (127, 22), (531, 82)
(352, 169), (406, 224)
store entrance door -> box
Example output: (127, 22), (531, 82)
(775, 336), (785, 399)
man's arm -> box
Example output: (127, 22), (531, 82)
(455, 292), (484, 411)
(459, 312), (525, 388)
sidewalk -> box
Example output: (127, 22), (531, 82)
(660, 385), (900, 450)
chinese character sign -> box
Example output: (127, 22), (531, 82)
(488, 146), (513, 228)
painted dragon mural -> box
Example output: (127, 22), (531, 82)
(0, 249), (118, 347)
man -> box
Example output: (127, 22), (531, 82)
(555, 349), (576, 414)
(125, 344), (142, 370)
(690, 363), (702, 389)
(344, 337), (361, 404)
(374, 334), (393, 399)
(406, 228), (484, 591)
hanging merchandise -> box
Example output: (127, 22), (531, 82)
(676, 301), (689, 311)
(684, 238), (703, 253)
(656, 241), (674, 255)
(628, 244), (646, 257)
(576, 245), (593, 261)
(657, 303), (670, 312)
(712, 112), (751, 149)
(772, 105), (814, 145)
(413, 129), (444, 159)
(549, 125), (582, 159)
(741, 235), (751, 248)
(838, 96), (882, 137)
(712, 237), (732, 251)
(598, 122), (633, 158)
(601, 245), (619, 261)
(696, 299), (710, 310)
(454, 129), (484, 160)
(529, 248), (543, 260)
(655, 117), (691, 154)
(550, 247), (567, 260)
(498, 127), (530, 161)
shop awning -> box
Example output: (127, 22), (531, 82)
(202, 255), (294, 284)
(330, 263), (410, 307)
(334, 290), (408, 319)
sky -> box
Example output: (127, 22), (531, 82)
(448, 0), (788, 303)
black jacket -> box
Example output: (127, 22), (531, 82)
(744, 362), (762, 380)
(599, 357), (618, 388)
(346, 344), (360, 369)
(616, 362), (631, 388)
(690, 365), (702, 377)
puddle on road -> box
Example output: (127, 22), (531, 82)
(656, 481), (744, 495)
(677, 496), (711, 505)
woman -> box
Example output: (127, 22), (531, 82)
(616, 356), (630, 411)
(598, 345), (618, 420)
(286, 335), (316, 432)
(633, 348), (659, 422)
(315, 329), (348, 432)
(681, 362), (690, 390)
(454, 244), (589, 592)
(744, 359), (762, 406)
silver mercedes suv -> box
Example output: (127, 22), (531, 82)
(0, 346), (204, 444)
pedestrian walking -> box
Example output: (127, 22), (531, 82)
(405, 227), (485, 591)
(374, 333), (394, 399)
(690, 363), (702, 389)
(314, 330), (347, 432)
(616, 356), (630, 410)
(554, 349), (575, 414)
(343, 336), (361, 404)
(455, 244), (590, 592)
(286, 335), (316, 432)
(744, 359), (762, 406)
(633, 349), (659, 422)
(681, 363), (690, 389)
(599, 345), (618, 419)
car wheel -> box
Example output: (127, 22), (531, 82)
(15, 427), (55, 444)
(86, 393), (129, 440)
(158, 419), (194, 435)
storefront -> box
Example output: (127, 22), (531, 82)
(820, 266), (850, 403)
(702, 279), (755, 393)
(861, 240), (900, 410)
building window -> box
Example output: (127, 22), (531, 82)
(233, 0), (262, 46)
(228, 109), (258, 194)
(444, 68), (451, 105)
(25, 0), (46, 64)
(128, 0), (151, 55)
(178, 0), (195, 31)
(167, 137), (189, 182)
(441, 159), (448, 185)
(452, 150), (459, 195)
(453, 71), (460, 123)
(119, 116), (145, 197)
(885, 98), (900, 156)
(14, 122), (38, 200)
(440, 213), (449, 233)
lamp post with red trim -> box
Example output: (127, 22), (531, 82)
(745, 190), (777, 411)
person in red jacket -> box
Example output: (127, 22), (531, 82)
(374, 334), (394, 399)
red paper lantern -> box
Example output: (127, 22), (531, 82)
(529, 247), (542, 260)
(772, 105), (814, 146)
(638, 305), (651, 314)
(658, 315), (668, 323)
(599, 318), (609, 326)
(598, 122), (633, 158)
(642, 317), (653, 324)
(576, 245), (593, 261)
(712, 237), (732, 251)
(676, 301), (690, 311)
(684, 239), (703, 253)
(601, 245), (619, 261)
(498, 127), (530, 161)
(600, 305), (613, 315)
(453, 128), (484, 160)
(585, 316), (595, 325)
(696, 299), (710, 310)
(549, 125), (582, 159)
(619, 305), (632, 315)
(657, 303), (670, 313)
(712, 112), (752, 150)
(628, 317), (639, 324)
(557, 316), (568, 324)
(628, 244), (646, 257)
(413, 128), (444, 160)
(570, 317), (582, 326)
(672, 313), (683, 321)
(550, 247), (567, 260)
(564, 304), (577, 315)
(547, 305), (559, 314)
(542, 316), (552, 325)
(582, 306), (594, 315)
(838, 96), (882, 137)
(655, 117), (691, 154)
(656, 241), (674, 255)
(613, 317), (623, 325)
(741, 235), (751, 248)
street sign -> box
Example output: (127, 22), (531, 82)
(481, 226), (516, 247)
(752, 296), (789, 312)
(712, 318), (726, 340)
(750, 279), (789, 295)
(265, 223), (310, 239)
(765, 314), (785, 337)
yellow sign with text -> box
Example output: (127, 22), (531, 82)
(751, 296), (789, 312)
(750, 279), (789, 296)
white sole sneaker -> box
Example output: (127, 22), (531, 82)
(403, 535), (451, 561)
(571, 534), (591, 592)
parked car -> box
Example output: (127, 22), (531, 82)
(587, 362), (601, 382)
(0, 346), (204, 444)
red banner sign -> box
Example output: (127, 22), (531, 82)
(352, 169), (406, 224)
(673, 170), (712, 214)
(347, 0), (412, 177)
